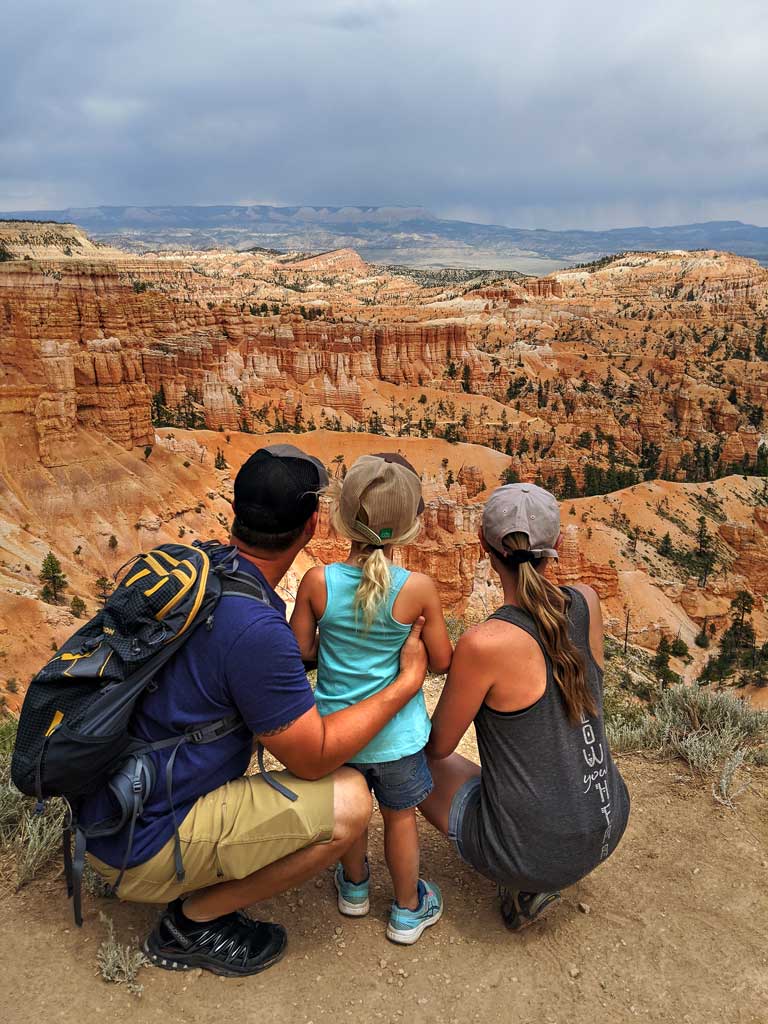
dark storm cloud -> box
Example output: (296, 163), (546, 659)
(1, 0), (767, 228)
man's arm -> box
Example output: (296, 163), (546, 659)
(259, 617), (428, 779)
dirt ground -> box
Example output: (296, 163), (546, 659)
(2, 722), (767, 1024)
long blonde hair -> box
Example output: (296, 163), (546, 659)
(327, 478), (421, 628)
(499, 532), (595, 724)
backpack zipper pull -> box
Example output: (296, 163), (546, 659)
(205, 613), (215, 631)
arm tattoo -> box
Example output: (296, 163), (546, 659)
(258, 717), (299, 738)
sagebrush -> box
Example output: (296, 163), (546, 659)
(604, 680), (768, 777)
(97, 912), (148, 996)
(0, 718), (65, 887)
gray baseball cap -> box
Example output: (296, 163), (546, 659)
(482, 483), (560, 560)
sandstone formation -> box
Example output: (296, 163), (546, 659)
(1, 225), (766, 706)
(280, 248), (370, 275)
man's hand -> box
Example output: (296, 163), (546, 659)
(399, 616), (428, 693)
(260, 616), (430, 780)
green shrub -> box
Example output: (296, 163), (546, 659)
(0, 718), (17, 755)
(669, 636), (690, 659)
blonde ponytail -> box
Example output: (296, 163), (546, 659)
(354, 546), (392, 628)
(501, 533), (596, 724)
(326, 477), (422, 629)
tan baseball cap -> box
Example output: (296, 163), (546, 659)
(339, 454), (424, 546)
(482, 483), (560, 560)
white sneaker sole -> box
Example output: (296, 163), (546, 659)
(386, 901), (443, 945)
(334, 874), (370, 917)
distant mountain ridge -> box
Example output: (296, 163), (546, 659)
(2, 204), (767, 270)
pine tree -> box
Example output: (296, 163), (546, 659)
(561, 466), (579, 499)
(39, 552), (67, 604)
(95, 576), (114, 605)
(653, 635), (675, 688)
(70, 595), (87, 618)
(696, 516), (711, 556)
(731, 589), (755, 628)
(659, 532), (673, 558)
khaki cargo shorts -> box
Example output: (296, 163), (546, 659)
(87, 771), (334, 904)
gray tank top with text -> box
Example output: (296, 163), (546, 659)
(459, 587), (630, 892)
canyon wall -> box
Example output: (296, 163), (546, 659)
(1, 229), (766, 705)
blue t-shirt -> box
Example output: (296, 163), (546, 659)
(80, 557), (315, 868)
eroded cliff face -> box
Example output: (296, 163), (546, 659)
(3, 238), (767, 484)
(1, 228), (766, 705)
(0, 255), (483, 457)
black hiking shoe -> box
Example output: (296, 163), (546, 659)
(143, 898), (287, 977)
(498, 888), (561, 932)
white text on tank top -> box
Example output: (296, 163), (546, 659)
(580, 710), (612, 860)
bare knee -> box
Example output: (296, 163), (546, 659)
(332, 767), (372, 843)
(379, 804), (416, 825)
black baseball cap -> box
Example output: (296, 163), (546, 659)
(233, 444), (329, 532)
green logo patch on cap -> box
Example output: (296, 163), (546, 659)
(379, 527), (393, 540)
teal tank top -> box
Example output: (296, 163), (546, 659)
(315, 562), (431, 763)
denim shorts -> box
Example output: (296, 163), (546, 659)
(349, 749), (433, 811)
(447, 775), (482, 864)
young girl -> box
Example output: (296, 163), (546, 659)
(291, 453), (452, 944)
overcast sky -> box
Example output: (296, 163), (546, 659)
(2, 0), (767, 229)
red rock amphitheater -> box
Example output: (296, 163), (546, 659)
(0, 222), (766, 705)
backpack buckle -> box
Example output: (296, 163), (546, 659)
(187, 729), (205, 744)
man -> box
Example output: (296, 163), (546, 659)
(83, 444), (428, 977)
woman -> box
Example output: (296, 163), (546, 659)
(421, 482), (630, 930)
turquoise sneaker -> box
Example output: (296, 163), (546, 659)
(386, 879), (443, 945)
(334, 862), (370, 917)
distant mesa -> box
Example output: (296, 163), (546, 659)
(280, 248), (370, 275)
(0, 220), (110, 260)
(2, 205), (767, 270)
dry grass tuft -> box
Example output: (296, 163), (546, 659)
(96, 912), (149, 996)
(0, 719), (65, 888)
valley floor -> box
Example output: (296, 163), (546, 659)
(1, 703), (766, 1024)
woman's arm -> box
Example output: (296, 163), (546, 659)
(289, 566), (324, 662)
(426, 626), (495, 759)
(572, 583), (605, 669)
